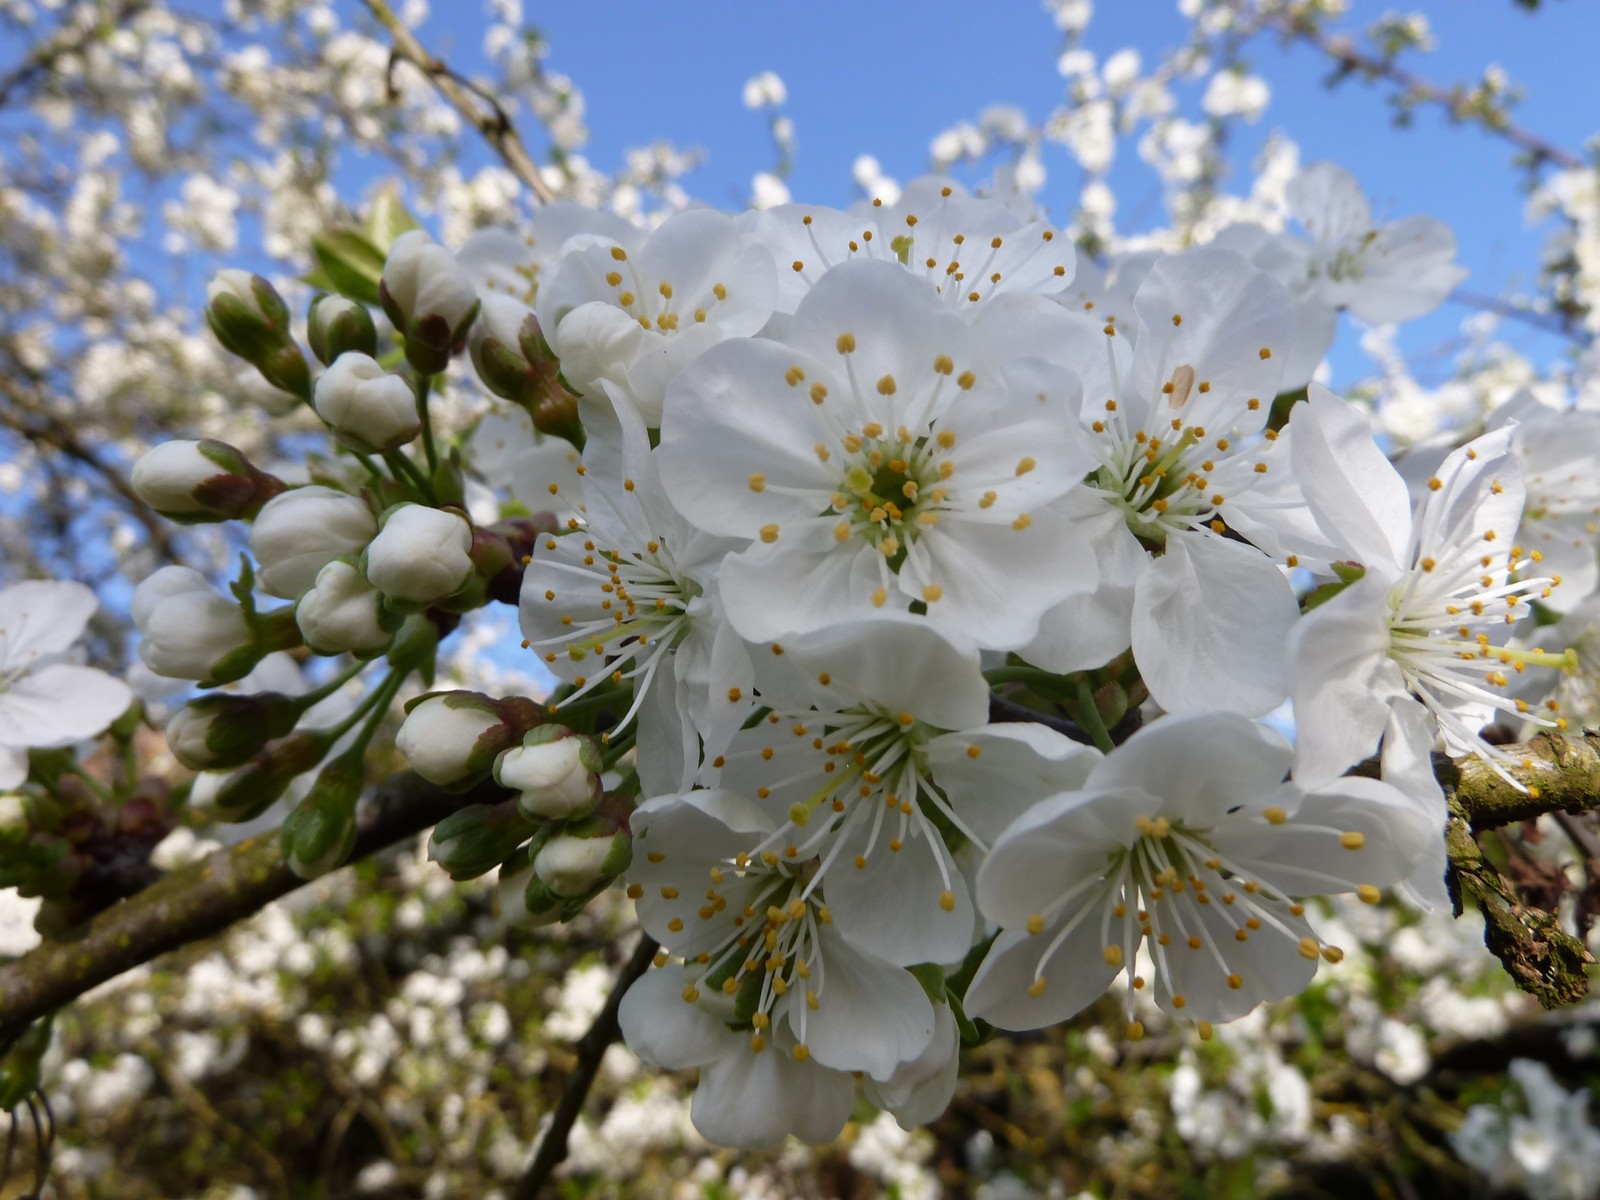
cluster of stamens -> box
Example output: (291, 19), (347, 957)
(712, 700), (974, 915)
(633, 846), (831, 1061)
(784, 188), (1072, 306)
(1018, 810), (1368, 1039)
(599, 244), (728, 332)
(525, 520), (698, 731)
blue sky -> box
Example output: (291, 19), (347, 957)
(428, 0), (1599, 385)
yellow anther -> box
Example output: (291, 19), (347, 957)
(1339, 831), (1366, 850)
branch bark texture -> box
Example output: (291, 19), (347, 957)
(0, 771), (491, 1052)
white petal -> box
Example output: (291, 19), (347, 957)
(619, 965), (736, 1070)
(925, 723), (1102, 849)
(864, 1001), (960, 1129)
(1131, 534), (1297, 717)
(1287, 566), (1408, 786)
(1289, 384), (1412, 565)
(718, 527), (906, 644)
(826, 816), (976, 968)
(1129, 247), (1293, 432)
(0, 665), (133, 748)
(797, 923), (934, 1080)
(965, 923), (1119, 1031)
(0, 580), (97, 665)
(975, 788), (1131, 930)
(1150, 892), (1317, 1022)
(692, 1038), (855, 1148)
(1087, 712), (1292, 826)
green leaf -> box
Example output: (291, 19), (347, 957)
(310, 228), (387, 306)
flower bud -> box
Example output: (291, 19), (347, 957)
(364, 504), (473, 606)
(132, 566), (257, 683)
(395, 690), (542, 791)
(210, 730), (331, 823)
(251, 485), (377, 599)
(281, 751), (363, 878)
(295, 560), (393, 656)
(307, 294), (378, 366)
(495, 726), (601, 820)
(312, 353), (422, 454)
(533, 828), (631, 898)
(428, 799), (537, 881)
(132, 439), (286, 524)
(166, 691), (300, 771)
(206, 269), (311, 399)
(498, 859), (564, 928)
(379, 230), (480, 375)
(470, 296), (584, 446)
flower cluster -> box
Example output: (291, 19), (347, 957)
(124, 165), (1597, 1151)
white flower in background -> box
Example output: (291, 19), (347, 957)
(657, 259), (1098, 647)
(457, 201), (637, 313)
(519, 397), (751, 793)
(250, 485), (377, 599)
(533, 208), (778, 425)
(311, 352), (421, 453)
(737, 175), (1075, 317)
(742, 71), (787, 110)
(1019, 247), (1306, 717)
(965, 714), (1437, 1031)
(0, 580), (133, 788)
(131, 566), (254, 683)
(363, 504), (473, 606)
(1452, 1058), (1600, 1200)
(1501, 395), (1600, 610)
(1215, 162), (1466, 387)
(623, 787), (936, 1085)
(1288, 387), (1570, 786)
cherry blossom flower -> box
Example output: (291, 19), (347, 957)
(533, 209), (778, 425)
(737, 175), (1076, 316)
(1018, 247), (1306, 715)
(518, 397), (752, 793)
(624, 788), (937, 1087)
(0, 581), (133, 788)
(1288, 386), (1571, 786)
(657, 258), (1098, 647)
(966, 713), (1436, 1031)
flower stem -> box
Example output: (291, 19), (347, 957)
(414, 373), (440, 476)
(1071, 679), (1116, 755)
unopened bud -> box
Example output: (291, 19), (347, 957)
(295, 560), (393, 656)
(313, 353), (422, 454)
(211, 730), (331, 823)
(250, 485), (377, 599)
(166, 691), (301, 771)
(428, 799), (538, 880)
(533, 828), (632, 899)
(396, 690), (542, 791)
(470, 296), (584, 447)
(499, 860), (564, 928)
(364, 504), (474, 606)
(281, 752), (363, 878)
(206, 269), (310, 398)
(380, 230), (480, 375)
(132, 566), (260, 683)
(495, 726), (602, 819)
(308, 294), (378, 366)
(132, 439), (286, 524)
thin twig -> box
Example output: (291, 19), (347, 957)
(362, 0), (556, 204)
(514, 933), (660, 1199)
(1263, 11), (1585, 172)
(0, 0), (152, 108)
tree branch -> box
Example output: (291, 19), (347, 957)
(362, 0), (557, 204)
(1454, 730), (1600, 830)
(1264, 11), (1585, 172)
(0, 771), (495, 1053)
(514, 932), (659, 1200)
